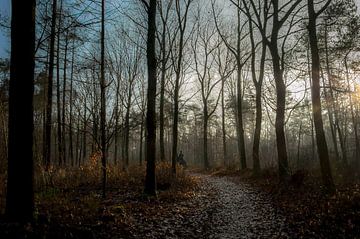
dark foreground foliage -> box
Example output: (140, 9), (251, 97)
(0, 163), (214, 239)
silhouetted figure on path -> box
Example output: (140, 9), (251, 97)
(177, 150), (187, 168)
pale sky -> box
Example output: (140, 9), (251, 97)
(0, 0), (10, 58)
(0, 0), (360, 58)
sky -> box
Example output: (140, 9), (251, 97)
(0, 0), (10, 58)
(1, 0), (360, 58)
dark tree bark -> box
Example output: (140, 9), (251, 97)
(6, 0), (36, 222)
(56, 3), (63, 166)
(158, 0), (172, 163)
(247, 11), (266, 175)
(44, 0), (58, 169)
(241, 0), (301, 179)
(139, 115), (144, 166)
(267, 0), (301, 179)
(221, 77), (227, 167)
(144, 0), (157, 196)
(100, 0), (107, 198)
(269, 42), (288, 179)
(235, 7), (247, 170)
(124, 80), (133, 170)
(307, 0), (335, 193)
(69, 36), (75, 166)
(62, 32), (69, 166)
(82, 99), (87, 162)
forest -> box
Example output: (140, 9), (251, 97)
(0, 0), (360, 238)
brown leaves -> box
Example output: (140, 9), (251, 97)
(6, 164), (209, 239)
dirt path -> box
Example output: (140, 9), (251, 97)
(199, 174), (288, 239)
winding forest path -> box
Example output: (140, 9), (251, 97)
(198, 174), (288, 239)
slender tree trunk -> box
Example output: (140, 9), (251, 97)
(75, 111), (80, 166)
(159, 19), (167, 162)
(269, 43), (289, 179)
(221, 78), (227, 167)
(62, 32), (68, 166)
(144, 0), (157, 196)
(297, 121), (302, 168)
(57, 0), (65, 166)
(82, 99), (87, 162)
(203, 108), (209, 169)
(124, 88), (132, 170)
(235, 7), (247, 170)
(253, 86), (262, 173)
(322, 70), (339, 161)
(308, 0), (335, 193)
(56, 16), (63, 166)
(69, 37), (75, 166)
(236, 63), (247, 169)
(249, 16), (266, 173)
(139, 117), (144, 166)
(45, 0), (58, 169)
(6, 0), (36, 222)
(307, 47), (316, 161)
(100, 0), (107, 198)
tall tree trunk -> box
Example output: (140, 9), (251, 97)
(82, 99), (87, 162)
(100, 0), (107, 198)
(297, 121), (302, 168)
(56, 9), (63, 166)
(159, 12), (167, 162)
(321, 71), (340, 161)
(69, 36), (75, 166)
(269, 42), (289, 179)
(124, 88), (132, 170)
(248, 14), (266, 174)
(236, 62), (247, 169)
(203, 109), (209, 169)
(6, 0), (36, 222)
(139, 113), (144, 166)
(307, 0), (335, 193)
(62, 31), (68, 166)
(235, 6), (247, 170)
(44, 0), (58, 169)
(75, 110), (80, 166)
(144, 0), (157, 196)
(221, 77), (227, 167)
(307, 46), (316, 161)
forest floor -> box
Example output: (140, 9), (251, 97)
(0, 165), (360, 238)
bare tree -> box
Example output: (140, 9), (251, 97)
(307, 0), (335, 193)
(240, 0), (302, 179)
(192, 15), (222, 169)
(44, 0), (58, 169)
(142, 0), (157, 196)
(213, 0), (250, 169)
(100, 0), (107, 198)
